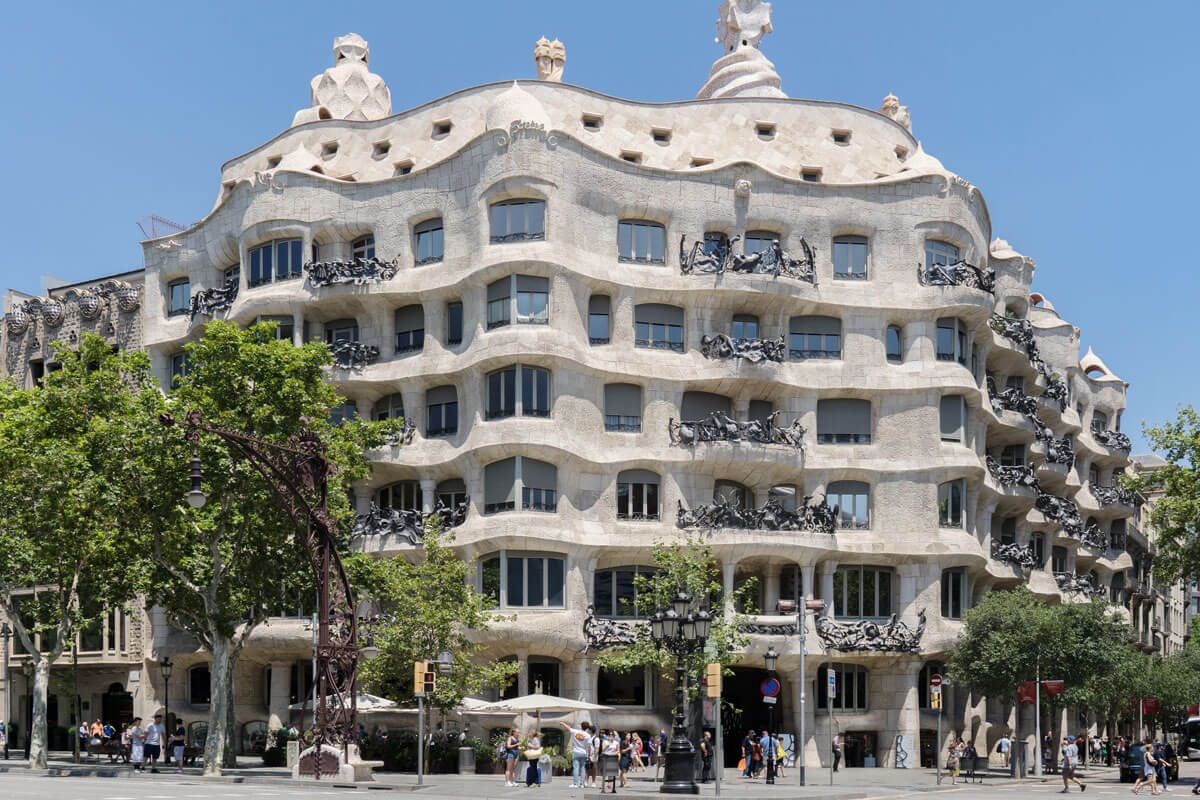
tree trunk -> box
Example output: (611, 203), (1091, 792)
(29, 658), (50, 769)
(222, 659), (238, 769)
(203, 635), (234, 775)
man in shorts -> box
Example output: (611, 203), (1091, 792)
(1060, 735), (1086, 793)
(144, 713), (165, 773)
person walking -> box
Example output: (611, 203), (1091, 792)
(524, 727), (543, 788)
(775, 734), (787, 779)
(832, 732), (843, 772)
(631, 732), (645, 771)
(561, 720), (591, 788)
(741, 729), (754, 777)
(1133, 738), (1160, 796)
(170, 719), (186, 773)
(946, 738), (960, 785)
(1060, 735), (1086, 793)
(619, 732), (634, 789)
(998, 732), (1012, 768)
(699, 731), (713, 783)
(129, 717), (146, 773)
(1154, 741), (1170, 792)
(586, 725), (600, 788)
(144, 713), (165, 773)
(761, 730), (777, 782)
(504, 727), (520, 787)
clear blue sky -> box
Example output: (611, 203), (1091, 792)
(3, 1), (1195, 452)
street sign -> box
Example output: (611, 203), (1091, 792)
(763, 696), (777, 705)
(827, 670), (837, 699)
(929, 673), (943, 689)
(761, 677), (781, 697)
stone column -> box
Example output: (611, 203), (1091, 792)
(789, 673), (819, 772)
(763, 564), (781, 615)
(268, 661), (292, 729)
(723, 561), (738, 617)
(801, 565), (816, 605)
(357, 397), (375, 422)
(420, 479), (436, 514)
(354, 486), (373, 514)
(897, 563), (922, 617)
(572, 657), (594, 705)
(292, 311), (305, 346)
(820, 561), (839, 615)
(895, 661), (923, 768)
(516, 649), (530, 697)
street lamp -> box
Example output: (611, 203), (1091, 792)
(160, 657), (173, 752)
(797, 599), (826, 787)
(186, 456), (207, 509)
(764, 645), (779, 784)
(649, 593), (711, 794)
(1, 623), (11, 760)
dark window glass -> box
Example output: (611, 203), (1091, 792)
(938, 480), (964, 527)
(446, 302), (463, 345)
(886, 327), (902, 362)
(522, 367), (551, 417)
(190, 666), (212, 705)
(487, 367), (517, 419)
(167, 279), (190, 316)
(490, 200), (545, 243)
(414, 219), (444, 265)
(941, 569), (965, 619)
(833, 235), (868, 279)
(352, 235), (375, 260)
(589, 312), (610, 344)
(618, 220), (666, 264)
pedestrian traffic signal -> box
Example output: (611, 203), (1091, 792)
(422, 668), (437, 696)
(706, 663), (722, 698)
(414, 661), (428, 695)
(931, 689), (943, 710)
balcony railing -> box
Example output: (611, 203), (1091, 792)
(991, 540), (1039, 569)
(305, 257), (398, 288)
(329, 340), (380, 371)
(616, 511), (661, 521)
(817, 433), (871, 445)
(1054, 571), (1103, 596)
(917, 259), (997, 293)
(986, 376), (1039, 417)
(522, 500), (558, 513)
(679, 234), (817, 283)
(789, 348), (841, 360)
(1090, 482), (1135, 507)
(189, 278), (239, 320)
(1091, 424), (1133, 452)
(589, 336), (610, 345)
(485, 408), (514, 421)
(491, 231), (545, 243)
(351, 497), (469, 546)
(699, 334), (786, 363)
(484, 501), (516, 514)
(668, 412), (805, 449)
(486, 318), (511, 330)
(1034, 490), (1086, 537)
(986, 456), (1039, 490)
(676, 494), (837, 534)
(605, 416), (641, 433)
(634, 338), (684, 352)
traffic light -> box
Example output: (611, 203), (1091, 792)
(423, 668), (437, 696)
(414, 661), (428, 695)
(706, 663), (722, 698)
(931, 688), (943, 710)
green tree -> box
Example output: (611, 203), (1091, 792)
(350, 523), (517, 711)
(1123, 406), (1200, 583)
(0, 336), (152, 767)
(119, 321), (396, 774)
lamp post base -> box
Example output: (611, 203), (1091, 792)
(660, 743), (699, 794)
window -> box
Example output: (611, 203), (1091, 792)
(604, 383), (642, 432)
(248, 238), (303, 287)
(919, 662), (945, 708)
(255, 315), (294, 342)
(1110, 572), (1126, 603)
(996, 516), (1016, 544)
(1093, 410), (1109, 430)
(1111, 519), (1127, 551)
(516, 276), (549, 324)
(886, 326), (903, 363)
(940, 395), (966, 443)
(816, 398), (871, 444)
(487, 278), (511, 329)
(925, 239), (961, 269)
(352, 235), (375, 260)
(618, 220), (666, 264)
(486, 367), (517, 420)
(426, 385), (458, 436)
(749, 400), (774, 427)
(522, 458), (557, 512)
(376, 480), (420, 511)
(769, 484), (797, 513)
(617, 469), (660, 520)
(169, 352), (191, 385)
(167, 278), (190, 316)
(703, 231), (729, 259)
(714, 480), (748, 508)
(325, 318), (359, 344)
(446, 301), (463, 345)
(222, 264), (240, 288)
(941, 570), (966, 620)
(827, 481), (870, 529)
(832, 566), (893, 618)
(634, 303), (684, 352)
(594, 566), (657, 617)
(744, 230), (777, 256)
(484, 458), (517, 514)
(681, 390), (733, 422)
(1031, 532), (1045, 566)
(414, 218), (444, 265)
(1000, 444), (1026, 467)
(486, 365), (550, 419)
(189, 665), (212, 705)
(779, 563), (803, 605)
(1005, 375), (1025, 393)
(801, 167), (822, 182)
(394, 305), (425, 353)
(938, 480), (965, 527)
(521, 366), (551, 417)
(479, 551), (565, 608)
(1088, 465), (1100, 486)
(598, 667), (649, 706)
(589, 295), (611, 345)
(489, 199), (545, 243)
(582, 113), (603, 131)
(374, 393), (404, 422)
(789, 316), (842, 359)
(329, 400), (357, 426)
(936, 318), (969, 365)
(732, 314), (759, 340)
(1051, 546), (1067, 573)
(832, 235), (869, 280)
(816, 663), (867, 711)
(436, 478), (467, 511)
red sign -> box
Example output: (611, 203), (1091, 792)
(1188, 704), (1198, 718)
(1042, 680), (1065, 696)
(1144, 698), (1161, 716)
(1018, 681), (1036, 705)
(930, 674), (943, 688)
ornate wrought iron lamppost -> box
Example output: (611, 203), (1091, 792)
(763, 645), (778, 784)
(162, 411), (358, 780)
(648, 592), (711, 795)
(160, 657), (173, 760)
(1, 622), (10, 760)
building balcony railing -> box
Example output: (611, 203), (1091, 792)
(189, 278), (239, 320)
(991, 540), (1039, 569)
(668, 412), (805, 449)
(1034, 490), (1088, 537)
(1090, 482), (1135, 507)
(1091, 424), (1133, 452)
(986, 456), (1039, 490)
(589, 336), (610, 345)
(616, 511), (661, 521)
(679, 234), (817, 283)
(676, 495), (837, 534)
(485, 408), (514, 421)
(351, 498), (469, 546)
(789, 348), (841, 360)
(305, 257), (398, 288)
(486, 318), (511, 330)
(1054, 571), (1103, 596)
(817, 433), (871, 445)
(986, 377), (1039, 417)
(699, 334), (786, 363)
(522, 500), (558, 513)
(634, 338), (684, 352)
(329, 340), (380, 371)
(484, 501), (516, 514)
(917, 260), (997, 293)
(605, 416), (641, 433)
(490, 231), (545, 244)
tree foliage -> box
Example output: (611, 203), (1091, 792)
(350, 523), (517, 711)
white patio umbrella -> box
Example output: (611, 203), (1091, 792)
(287, 691), (398, 712)
(478, 693), (613, 734)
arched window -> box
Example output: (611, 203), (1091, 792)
(436, 479), (467, 511)
(352, 235), (375, 260)
(604, 384), (642, 432)
(714, 480), (748, 508)
(189, 664), (212, 706)
(248, 238), (302, 287)
(634, 304), (684, 352)
(394, 305), (425, 353)
(618, 220), (666, 264)
(832, 235), (869, 280)
(789, 316), (841, 360)
(924, 239), (960, 269)
(414, 218), (444, 265)
(918, 661), (944, 708)
(617, 469), (660, 520)
(832, 566), (893, 618)
(486, 365), (551, 419)
(325, 318), (359, 344)
(732, 314), (759, 341)
(374, 393), (404, 422)
(522, 458), (558, 512)
(886, 326), (902, 363)
(489, 199), (545, 243)
(827, 481), (869, 529)
(938, 480), (965, 527)
(377, 481), (420, 511)
(484, 458), (517, 514)
(816, 663), (868, 711)
(594, 566), (658, 617)
(425, 385), (458, 436)
(478, 551), (565, 608)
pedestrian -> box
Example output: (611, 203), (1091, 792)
(1133, 738), (1160, 796)
(947, 738), (960, 785)
(129, 717), (146, 773)
(618, 732), (634, 788)
(998, 731), (1011, 767)
(1060, 735), (1086, 793)
(587, 724), (600, 788)
(632, 732), (645, 771)
(700, 731), (713, 783)
(119, 722), (132, 763)
(560, 720), (591, 788)
(524, 727), (543, 788)
(144, 713), (165, 773)
(504, 727), (520, 787)
(761, 730), (777, 781)
(775, 734), (787, 779)
(1154, 741), (1170, 792)
(832, 732), (843, 772)
(459, 723), (470, 747)
(170, 719), (186, 773)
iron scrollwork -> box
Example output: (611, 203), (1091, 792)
(305, 257), (399, 288)
(737, 620), (800, 635)
(679, 235), (817, 283)
(699, 333), (786, 363)
(386, 419), (417, 446)
(351, 499), (470, 546)
(676, 495), (836, 534)
(814, 609), (926, 653)
(1035, 491), (1085, 536)
(986, 456), (1039, 490)
(987, 377), (1039, 417)
(668, 411), (805, 450)
(1090, 483), (1135, 507)
(1040, 433), (1076, 467)
(991, 540), (1039, 569)
(582, 605), (641, 652)
(329, 340), (380, 370)
(917, 259), (997, 293)
(189, 277), (239, 319)
(1079, 523), (1109, 550)
(1054, 572), (1103, 597)
(1091, 425), (1132, 452)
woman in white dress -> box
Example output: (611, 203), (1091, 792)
(129, 717), (146, 772)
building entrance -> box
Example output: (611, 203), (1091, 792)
(843, 730), (877, 768)
(718, 667), (783, 768)
(101, 683), (133, 728)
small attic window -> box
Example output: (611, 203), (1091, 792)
(582, 113), (603, 131)
(895, 145), (909, 160)
(756, 122), (776, 140)
(372, 141), (391, 159)
(620, 150), (642, 164)
(394, 159), (414, 176)
(801, 167), (822, 183)
(266, 155), (282, 168)
(433, 120), (452, 138)
(651, 128), (672, 145)
(832, 129), (851, 145)
(321, 141), (339, 158)
(690, 157), (714, 168)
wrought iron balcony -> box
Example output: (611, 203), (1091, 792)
(616, 511), (661, 521)
(605, 416), (641, 433)
(679, 234), (817, 283)
(425, 425), (457, 437)
(676, 495), (837, 534)
(789, 347), (841, 360)
(351, 498), (469, 547)
(485, 408), (514, 421)
(1079, 522), (1109, 550)
(491, 231), (545, 244)
(1090, 482), (1135, 507)
(484, 501), (516, 514)
(986, 456), (1039, 490)
(414, 254), (443, 267)
(668, 411), (805, 450)
(634, 338), (684, 352)
(1054, 572), (1103, 596)
(189, 278), (239, 320)
(817, 433), (871, 444)
(329, 340), (380, 371)
(486, 318), (511, 330)
(1091, 424), (1133, 451)
(386, 420), (417, 446)
(1152, 616), (1163, 631)
(917, 259), (997, 292)
(522, 500), (558, 513)
(305, 257), (398, 288)
(989, 314), (1037, 351)
(986, 377), (1039, 417)
(1034, 490), (1086, 536)
(1035, 429), (1076, 467)
(1041, 379), (1069, 412)
(589, 336), (610, 345)
(991, 540), (1039, 569)
(699, 333), (786, 363)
